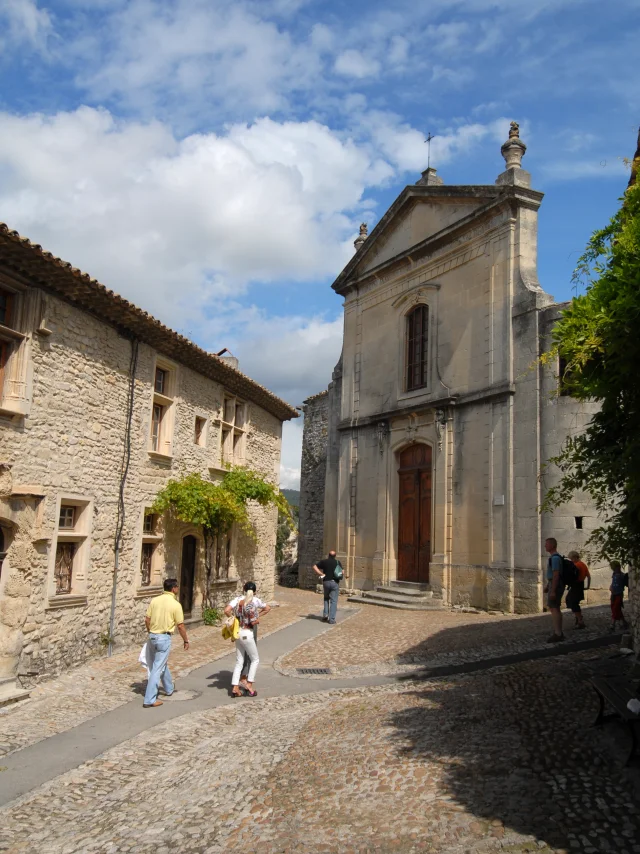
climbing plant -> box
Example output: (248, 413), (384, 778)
(151, 468), (293, 609)
(542, 133), (640, 565)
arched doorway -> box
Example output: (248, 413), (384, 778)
(179, 535), (197, 615)
(397, 444), (432, 584)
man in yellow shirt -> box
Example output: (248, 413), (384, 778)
(143, 578), (190, 708)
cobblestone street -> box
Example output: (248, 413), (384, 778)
(0, 587), (316, 758)
(1, 590), (639, 853)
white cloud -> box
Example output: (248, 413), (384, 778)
(280, 420), (303, 489)
(0, 0), (51, 48)
(0, 107), (389, 329)
(334, 49), (381, 79)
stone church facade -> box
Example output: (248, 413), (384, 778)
(299, 125), (608, 614)
(0, 223), (297, 688)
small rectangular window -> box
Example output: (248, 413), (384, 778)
(54, 542), (76, 594)
(151, 403), (164, 451)
(143, 513), (156, 534)
(0, 289), (13, 327)
(59, 505), (76, 529)
(140, 542), (155, 586)
(195, 416), (206, 446)
(154, 367), (167, 395)
(575, 516), (584, 530)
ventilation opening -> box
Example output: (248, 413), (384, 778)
(575, 516), (584, 530)
(297, 667), (332, 675)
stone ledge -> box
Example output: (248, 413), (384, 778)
(46, 594), (88, 611)
(135, 586), (164, 599)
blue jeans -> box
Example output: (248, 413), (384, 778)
(323, 579), (339, 622)
(143, 633), (174, 705)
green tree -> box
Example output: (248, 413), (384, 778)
(151, 468), (293, 609)
(543, 132), (640, 564)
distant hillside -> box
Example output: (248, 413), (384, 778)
(281, 488), (300, 508)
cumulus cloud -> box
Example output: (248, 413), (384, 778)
(0, 107), (384, 325)
(0, 0), (52, 49)
(334, 49), (381, 79)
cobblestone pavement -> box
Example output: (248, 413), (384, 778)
(0, 587), (317, 758)
(278, 600), (618, 678)
(1, 647), (638, 853)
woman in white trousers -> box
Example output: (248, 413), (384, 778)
(224, 589), (260, 697)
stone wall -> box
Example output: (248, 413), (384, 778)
(298, 391), (328, 588)
(0, 286), (284, 682)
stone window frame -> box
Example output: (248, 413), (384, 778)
(194, 414), (208, 447)
(217, 395), (248, 467)
(47, 495), (93, 610)
(136, 507), (164, 597)
(148, 355), (178, 461)
(0, 276), (38, 419)
(393, 285), (439, 405)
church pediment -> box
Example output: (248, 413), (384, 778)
(333, 184), (511, 294)
(356, 194), (489, 277)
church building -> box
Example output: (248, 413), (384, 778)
(298, 124), (607, 614)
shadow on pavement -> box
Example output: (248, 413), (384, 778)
(206, 669), (234, 691)
(387, 643), (640, 852)
(393, 605), (612, 665)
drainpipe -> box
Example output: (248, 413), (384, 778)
(108, 338), (139, 657)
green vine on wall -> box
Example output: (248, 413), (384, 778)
(151, 468), (293, 610)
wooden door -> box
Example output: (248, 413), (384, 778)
(397, 445), (432, 583)
(180, 535), (196, 615)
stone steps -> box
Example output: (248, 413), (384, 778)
(348, 581), (445, 612)
(0, 677), (30, 708)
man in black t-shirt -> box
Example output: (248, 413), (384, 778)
(313, 550), (341, 623)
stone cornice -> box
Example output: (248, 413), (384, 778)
(336, 381), (516, 431)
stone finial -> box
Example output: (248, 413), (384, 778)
(500, 121), (527, 170)
(354, 222), (368, 251)
(496, 120), (531, 188)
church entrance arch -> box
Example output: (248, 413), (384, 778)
(397, 444), (432, 584)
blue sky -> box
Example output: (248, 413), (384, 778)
(0, 0), (637, 485)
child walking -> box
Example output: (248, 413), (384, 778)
(609, 561), (629, 632)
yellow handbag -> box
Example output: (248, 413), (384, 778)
(221, 616), (239, 641)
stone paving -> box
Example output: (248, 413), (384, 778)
(278, 600), (618, 678)
(0, 587), (317, 758)
(1, 647), (639, 853)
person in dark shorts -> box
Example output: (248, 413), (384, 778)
(609, 561), (629, 632)
(544, 537), (565, 642)
(565, 550), (590, 629)
(313, 549), (342, 624)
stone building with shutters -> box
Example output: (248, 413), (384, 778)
(0, 223), (297, 691)
(299, 124), (609, 614)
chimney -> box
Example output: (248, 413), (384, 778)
(215, 348), (239, 371)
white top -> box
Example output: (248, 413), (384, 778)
(229, 595), (266, 610)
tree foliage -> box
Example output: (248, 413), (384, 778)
(151, 468), (293, 608)
(543, 174), (640, 563)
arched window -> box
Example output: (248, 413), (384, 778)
(406, 305), (429, 391)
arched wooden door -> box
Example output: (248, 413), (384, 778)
(179, 535), (197, 615)
(397, 444), (432, 584)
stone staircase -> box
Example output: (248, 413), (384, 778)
(0, 676), (30, 709)
(348, 580), (445, 611)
